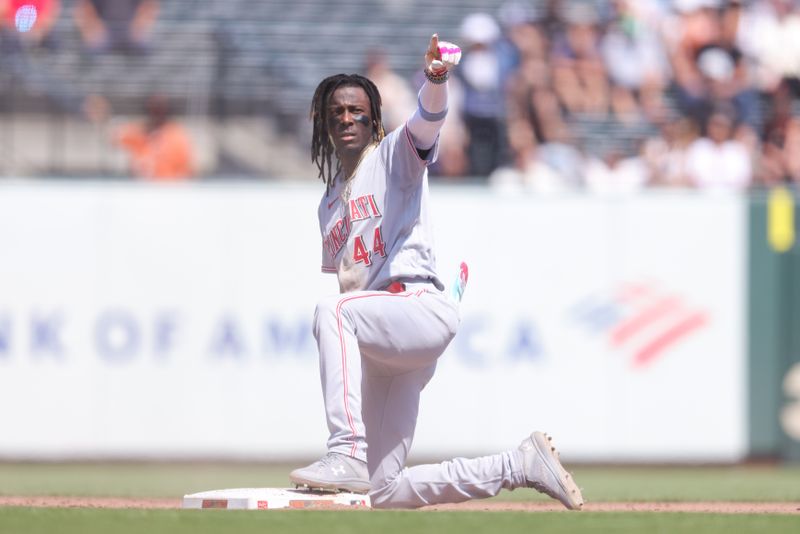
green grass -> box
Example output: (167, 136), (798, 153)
(1, 463), (799, 502)
(516, 466), (800, 502)
(0, 463), (292, 499)
(1, 464), (799, 534)
(0, 509), (798, 534)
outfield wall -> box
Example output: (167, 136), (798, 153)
(0, 183), (748, 461)
(748, 192), (800, 462)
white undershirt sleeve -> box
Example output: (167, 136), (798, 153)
(406, 78), (448, 151)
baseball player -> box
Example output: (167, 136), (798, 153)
(289, 34), (584, 510)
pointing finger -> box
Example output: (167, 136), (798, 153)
(429, 34), (440, 59)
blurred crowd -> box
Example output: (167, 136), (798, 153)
(0, 0), (187, 180)
(2, 0), (799, 188)
(370, 0), (800, 193)
(0, 0), (159, 54)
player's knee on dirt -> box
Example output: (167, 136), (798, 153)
(368, 478), (404, 509)
(368, 471), (425, 510)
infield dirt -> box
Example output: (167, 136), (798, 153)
(0, 497), (797, 514)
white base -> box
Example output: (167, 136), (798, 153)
(182, 487), (371, 510)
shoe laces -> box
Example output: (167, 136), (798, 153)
(316, 453), (341, 468)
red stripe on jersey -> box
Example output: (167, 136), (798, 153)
(334, 290), (424, 457)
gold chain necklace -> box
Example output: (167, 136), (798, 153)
(340, 143), (377, 205)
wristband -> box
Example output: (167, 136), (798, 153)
(424, 68), (449, 85)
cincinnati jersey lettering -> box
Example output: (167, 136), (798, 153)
(324, 195), (382, 259)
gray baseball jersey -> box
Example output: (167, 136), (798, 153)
(318, 126), (443, 293)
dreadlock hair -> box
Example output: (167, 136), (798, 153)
(310, 73), (385, 193)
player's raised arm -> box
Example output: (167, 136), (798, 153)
(406, 34), (461, 155)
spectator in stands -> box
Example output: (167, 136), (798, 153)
(715, 0), (800, 190)
(490, 125), (585, 194)
(455, 12), (510, 177)
(664, 0), (721, 110)
(501, 84), (583, 193)
(735, 0), (800, 96)
(0, 1), (92, 119)
(666, 0), (757, 130)
(641, 116), (700, 188)
(364, 49), (416, 135)
(113, 94), (195, 180)
(757, 84), (800, 187)
(550, 2), (610, 116)
(600, 0), (670, 123)
(499, 5), (586, 193)
(538, 0), (567, 44)
(74, 0), (158, 55)
(496, 1), (538, 82)
(684, 107), (752, 191)
(504, 11), (550, 141)
(0, 0), (61, 50)
(583, 148), (649, 195)
(776, 117), (800, 186)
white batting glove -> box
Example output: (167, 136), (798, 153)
(425, 34), (462, 75)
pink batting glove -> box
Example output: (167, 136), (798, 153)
(425, 34), (462, 74)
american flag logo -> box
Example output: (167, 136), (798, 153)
(570, 282), (709, 368)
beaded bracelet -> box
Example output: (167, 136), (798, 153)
(424, 68), (449, 84)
